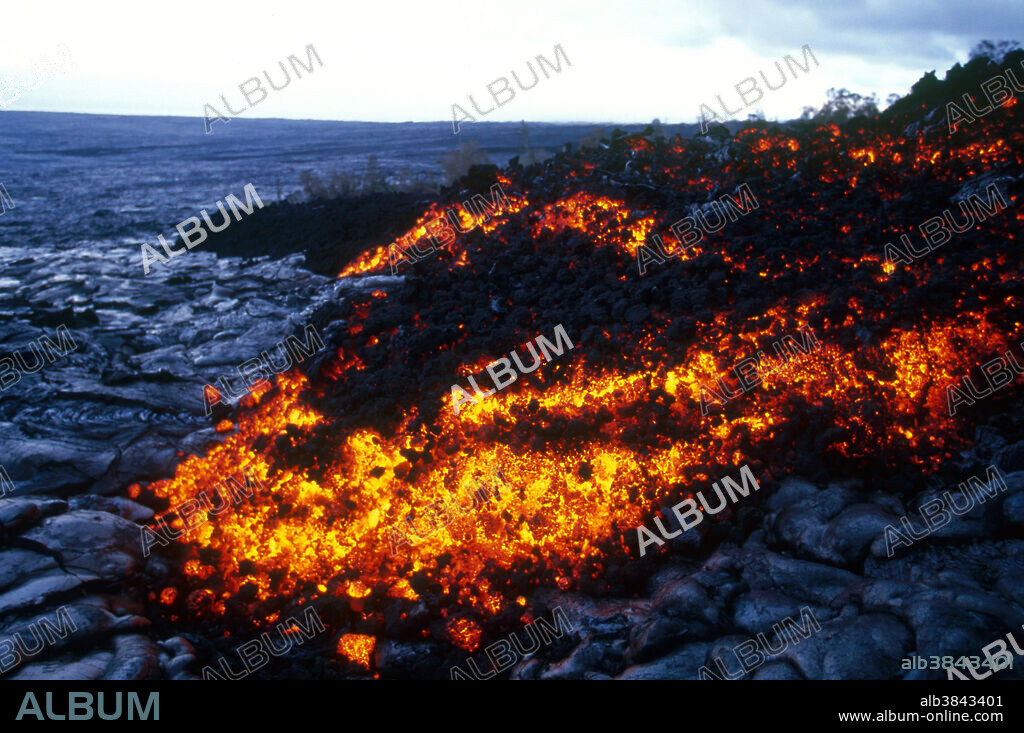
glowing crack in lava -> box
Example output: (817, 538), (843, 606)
(143, 99), (1023, 661)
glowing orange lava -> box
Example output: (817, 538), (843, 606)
(144, 100), (1023, 653)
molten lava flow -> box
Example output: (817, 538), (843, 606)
(147, 310), (1011, 613)
(144, 95), (1023, 664)
(339, 174), (527, 277)
(336, 633), (376, 669)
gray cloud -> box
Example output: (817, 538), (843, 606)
(677, 0), (1022, 66)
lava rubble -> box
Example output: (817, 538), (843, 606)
(2, 54), (1022, 681)
(138, 54), (1024, 680)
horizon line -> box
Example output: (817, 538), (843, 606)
(0, 107), (779, 128)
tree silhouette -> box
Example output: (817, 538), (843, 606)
(807, 88), (879, 122)
(969, 40), (1021, 63)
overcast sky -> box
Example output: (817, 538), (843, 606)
(0, 0), (1020, 125)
